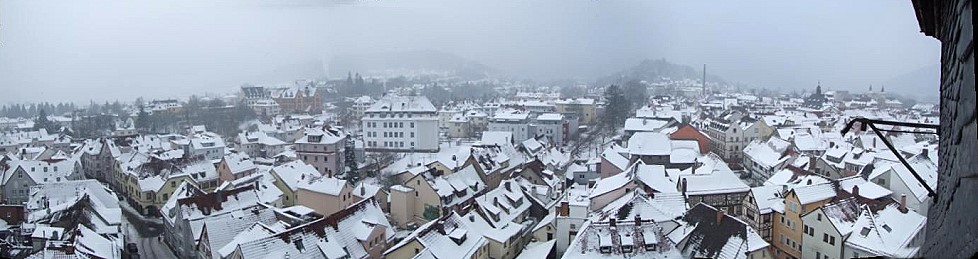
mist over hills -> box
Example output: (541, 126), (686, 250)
(321, 50), (938, 103)
(327, 50), (493, 80)
(881, 64), (940, 103)
(596, 58), (728, 86)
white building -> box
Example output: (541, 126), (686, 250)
(184, 132), (226, 162)
(489, 111), (531, 143)
(362, 96), (440, 152)
(534, 113), (565, 147)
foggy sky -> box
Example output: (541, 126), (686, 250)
(0, 0), (941, 104)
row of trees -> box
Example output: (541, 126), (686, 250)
(1, 102), (77, 118)
(133, 96), (256, 137)
(334, 72), (387, 97)
(1, 101), (127, 119)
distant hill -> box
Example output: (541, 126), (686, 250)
(597, 59), (728, 86)
(881, 64), (940, 103)
(327, 50), (493, 80)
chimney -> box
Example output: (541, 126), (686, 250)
(635, 215), (642, 226)
(360, 185), (366, 196)
(921, 148), (929, 158)
(809, 156), (817, 170)
(559, 201), (569, 216)
(609, 218), (617, 228)
(505, 181), (511, 192)
(852, 185), (860, 198)
(899, 194), (908, 213)
(681, 178), (688, 193)
(716, 209), (724, 224)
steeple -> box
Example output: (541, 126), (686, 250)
(816, 81), (822, 95)
(881, 85), (885, 93)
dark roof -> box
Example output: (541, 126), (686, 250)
(680, 203), (750, 258)
(273, 197), (377, 242)
(910, 0), (940, 37)
(177, 184), (256, 213)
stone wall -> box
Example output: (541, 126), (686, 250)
(919, 0), (976, 258)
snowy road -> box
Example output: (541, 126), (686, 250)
(121, 200), (177, 259)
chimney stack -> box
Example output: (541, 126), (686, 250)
(505, 181), (511, 192)
(681, 178), (688, 193)
(635, 215), (642, 226)
(610, 218), (617, 228)
(852, 185), (860, 198)
(716, 209), (724, 224)
(899, 194), (908, 213)
(559, 201), (569, 216)
(809, 156), (817, 170)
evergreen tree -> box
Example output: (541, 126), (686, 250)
(624, 79), (649, 107)
(33, 109), (56, 132)
(601, 84), (630, 130)
(136, 105), (150, 131)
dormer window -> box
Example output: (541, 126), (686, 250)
(294, 238), (305, 252)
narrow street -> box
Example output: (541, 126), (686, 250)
(120, 200), (177, 259)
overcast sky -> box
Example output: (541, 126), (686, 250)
(0, 0), (941, 104)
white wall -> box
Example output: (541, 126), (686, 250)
(801, 208), (844, 259)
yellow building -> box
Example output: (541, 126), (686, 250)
(554, 98), (597, 125)
(772, 183), (835, 259)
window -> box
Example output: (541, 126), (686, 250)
(817, 213), (823, 221)
(829, 236), (835, 245)
(823, 233), (828, 242)
(817, 252), (821, 259)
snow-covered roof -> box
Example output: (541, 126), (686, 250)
(885, 155), (937, 201)
(536, 113), (563, 121)
(390, 212), (488, 259)
(366, 95), (437, 113)
(201, 204), (282, 259)
(600, 146), (630, 171)
(749, 185), (785, 214)
(743, 139), (790, 169)
(563, 219), (683, 259)
(598, 191), (688, 223)
(235, 199), (390, 259)
(295, 126), (346, 145)
(792, 181), (837, 205)
(845, 205), (925, 258)
(589, 170), (633, 198)
(26, 180), (122, 235)
(298, 176), (349, 196)
(677, 203), (770, 259)
(632, 163), (677, 194)
(811, 197), (861, 236)
(223, 152), (257, 174)
(627, 132), (671, 156)
(271, 160), (320, 192)
(624, 118), (670, 133)
(515, 240), (556, 259)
